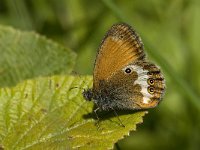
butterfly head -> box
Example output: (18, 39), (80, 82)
(82, 89), (93, 101)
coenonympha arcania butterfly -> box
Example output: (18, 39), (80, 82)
(83, 23), (165, 113)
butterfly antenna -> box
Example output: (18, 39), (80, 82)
(82, 79), (90, 89)
(69, 86), (85, 91)
(69, 73), (91, 92)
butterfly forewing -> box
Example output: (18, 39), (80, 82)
(93, 23), (145, 89)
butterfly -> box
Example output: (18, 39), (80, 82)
(83, 23), (165, 113)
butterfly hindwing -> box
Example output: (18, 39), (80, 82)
(93, 62), (165, 110)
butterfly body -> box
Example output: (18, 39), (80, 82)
(83, 23), (165, 111)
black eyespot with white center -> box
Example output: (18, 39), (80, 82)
(148, 86), (154, 94)
(147, 78), (154, 85)
(124, 67), (132, 74)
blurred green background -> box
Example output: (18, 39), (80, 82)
(0, 0), (200, 149)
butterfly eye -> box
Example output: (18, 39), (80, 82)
(124, 67), (132, 74)
(147, 78), (154, 85)
(148, 86), (154, 94)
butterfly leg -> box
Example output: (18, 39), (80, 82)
(110, 107), (125, 127)
(94, 107), (101, 129)
(94, 107), (100, 121)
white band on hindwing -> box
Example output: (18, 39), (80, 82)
(123, 64), (152, 104)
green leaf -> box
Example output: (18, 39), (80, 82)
(0, 75), (147, 149)
(0, 25), (76, 87)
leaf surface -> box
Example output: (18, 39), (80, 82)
(0, 25), (76, 87)
(0, 75), (147, 150)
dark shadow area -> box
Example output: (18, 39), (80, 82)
(83, 105), (143, 122)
